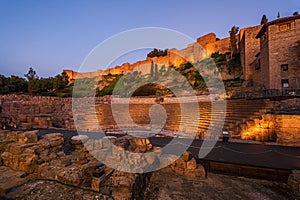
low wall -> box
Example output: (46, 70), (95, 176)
(275, 115), (300, 147)
(0, 95), (74, 130)
(201, 160), (290, 182)
(240, 113), (300, 147)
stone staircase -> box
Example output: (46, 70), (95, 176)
(74, 98), (274, 139)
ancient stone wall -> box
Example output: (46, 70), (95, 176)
(205, 37), (231, 55)
(274, 114), (300, 147)
(0, 95), (75, 130)
(196, 33), (217, 46)
(63, 69), (78, 81)
(63, 32), (232, 81)
(63, 69), (103, 80)
(1, 95), (300, 147)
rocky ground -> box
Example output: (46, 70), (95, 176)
(2, 169), (299, 200)
(4, 179), (112, 200)
(145, 168), (300, 200)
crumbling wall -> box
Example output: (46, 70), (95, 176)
(0, 95), (74, 130)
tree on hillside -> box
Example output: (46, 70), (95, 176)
(260, 15), (268, 25)
(154, 63), (158, 80)
(150, 61), (154, 77)
(28, 78), (41, 94)
(24, 67), (38, 80)
(0, 75), (28, 94)
(51, 72), (69, 91)
(0, 75), (9, 94)
(7, 76), (28, 93)
(229, 26), (239, 56)
(61, 71), (69, 86)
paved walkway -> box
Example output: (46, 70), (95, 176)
(149, 138), (300, 170)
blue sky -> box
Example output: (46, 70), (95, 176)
(0, 0), (299, 77)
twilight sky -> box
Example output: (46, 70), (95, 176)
(0, 0), (299, 77)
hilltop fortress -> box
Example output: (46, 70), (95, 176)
(64, 14), (300, 90)
(63, 32), (234, 80)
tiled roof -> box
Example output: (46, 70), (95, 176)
(256, 15), (300, 38)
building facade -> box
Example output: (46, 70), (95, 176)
(249, 14), (300, 89)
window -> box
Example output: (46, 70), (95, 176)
(262, 32), (267, 41)
(282, 79), (289, 88)
(281, 64), (288, 72)
(255, 59), (261, 70)
(279, 23), (291, 31)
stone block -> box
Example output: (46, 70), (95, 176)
(7, 143), (35, 155)
(6, 131), (20, 142)
(56, 166), (84, 185)
(91, 177), (101, 191)
(175, 157), (186, 169)
(43, 133), (64, 147)
(1, 152), (13, 167)
(37, 139), (51, 149)
(18, 154), (38, 173)
(182, 151), (192, 162)
(186, 158), (197, 170)
(174, 167), (185, 175)
(194, 165), (206, 179)
(18, 130), (38, 144)
(71, 135), (89, 145)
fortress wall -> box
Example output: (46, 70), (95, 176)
(205, 37), (231, 55)
(63, 70), (78, 81)
(196, 33), (217, 47)
(168, 50), (188, 67)
(63, 32), (236, 81)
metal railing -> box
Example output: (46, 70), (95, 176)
(230, 88), (300, 99)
